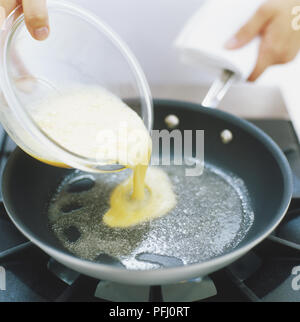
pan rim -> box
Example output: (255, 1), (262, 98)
(2, 99), (293, 285)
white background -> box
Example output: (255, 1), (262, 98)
(66, 0), (210, 85)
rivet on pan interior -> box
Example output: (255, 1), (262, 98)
(165, 114), (179, 129)
(220, 129), (233, 144)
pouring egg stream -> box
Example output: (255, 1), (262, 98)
(31, 86), (176, 228)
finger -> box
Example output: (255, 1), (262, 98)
(0, 6), (5, 29)
(247, 42), (274, 81)
(0, 0), (20, 15)
(22, 0), (49, 41)
(225, 3), (275, 49)
(0, 0), (23, 29)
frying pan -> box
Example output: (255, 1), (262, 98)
(1, 98), (293, 285)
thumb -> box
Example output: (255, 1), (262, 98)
(0, 6), (5, 29)
(225, 4), (274, 49)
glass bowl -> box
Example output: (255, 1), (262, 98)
(0, 0), (153, 172)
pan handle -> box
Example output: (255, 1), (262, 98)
(202, 69), (236, 108)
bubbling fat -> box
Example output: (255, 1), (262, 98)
(48, 164), (254, 269)
(32, 86), (176, 227)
